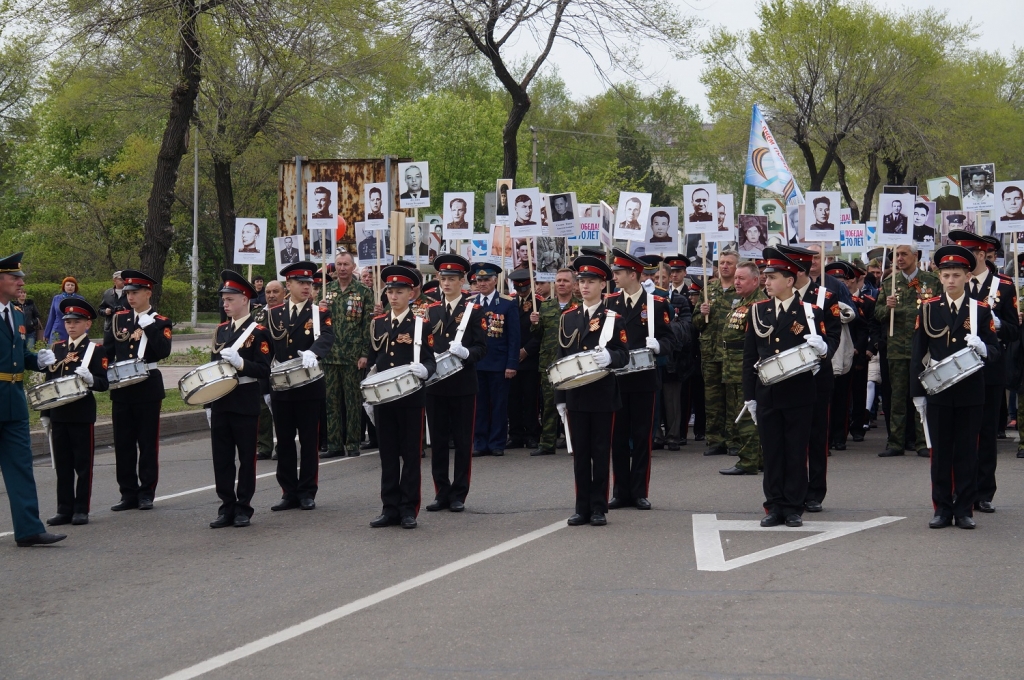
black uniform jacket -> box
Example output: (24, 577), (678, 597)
(104, 308), (173, 402)
(603, 289), (673, 392)
(251, 304), (272, 395)
(554, 302), (629, 413)
(41, 336), (109, 423)
(801, 281), (843, 390)
(910, 296), (1000, 407)
(516, 293), (544, 371)
(425, 295), (488, 397)
(966, 265), (1019, 387)
(367, 311), (437, 408)
(266, 299), (335, 402)
(742, 295), (828, 409)
(207, 319), (273, 416)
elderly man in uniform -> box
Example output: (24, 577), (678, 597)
(0, 253), (66, 546)
(321, 250), (374, 458)
(694, 248), (739, 456)
(471, 263), (520, 457)
(719, 261), (766, 475)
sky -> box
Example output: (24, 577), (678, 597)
(518, 0), (1021, 116)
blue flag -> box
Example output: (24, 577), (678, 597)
(744, 104), (803, 204)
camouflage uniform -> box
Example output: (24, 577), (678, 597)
(323, 278), (374, 454)
(721, 288), (766, 471)
(693, 279), (734, 451)
(873, 268), (938, 453)
(537, 296), (579, 453)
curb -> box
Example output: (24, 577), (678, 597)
(31, 410), (209, 459)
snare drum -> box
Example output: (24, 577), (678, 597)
(107, 359), (152, 390)
(360, 365), (422, 405)
(754, 343), (820, 385)
(918, 347), (984, 395)
(178, 360), (238, 405)
(425, 351), (463, 386)
(612, 348), (655, 376)
(547, 349), (608, 390)
(269, 357), (324, 392)
(26, 375), (90, 411)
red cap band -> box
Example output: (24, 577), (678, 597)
(940, 254), (971, 266)
(577, 265), (605, 278)
(612, 256), (643, 273)
(386, 274), (414, 286)
(123, 277), (152, 289)
(288, 269), (314, 279)
(439, 262), (466, 273)
(222, 280), (253, 297)
(953, 237), (992, 251)
(65, 306), (91, 317)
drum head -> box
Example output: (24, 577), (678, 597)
(555, 369), (608, 390)
(184, 377), (238, 405)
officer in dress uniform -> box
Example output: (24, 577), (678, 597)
(555, 256), (629, 526)
(265, 261), (335, 511)
(367, 265), (437, 529)
(604, 249), (673, 510)
(41, 299), (109, 526)
(911, 245), (1000, 529)
(204, 271), (274, 528)
(470, 262), (520, 457)
(104, 269), (173, 511)
(424, 255), (488, 512)
(947, 230), (1019, 513)
(250, 291), (275, 459)
(0, 252), (66, 546)
(743, 249), (833, 528)
(506, 268), (543, 449)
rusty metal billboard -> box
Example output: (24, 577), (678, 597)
(277, 157), (411, 246)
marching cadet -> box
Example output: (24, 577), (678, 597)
(823, 261), (869, 450)
(367, 265), (437, 528)
(875, 245), (938, 458)
(693, 249), (738, 456)
(743, 249), (833, 528)
(41, 299), (108, 526)
(604, 249), (673, 510)
(424, 254), (487, 511)
(718, 261), (766, 476)
(661, 255), (694, 451)
(506, 268), (543, 450)
(204, 271), (273, 528)
(555, 255), (629, 526)
(265, 261), (335, 512)
(948, 230), (1019, 513)
(911, 245), (1000, 529)
(534, 267), (579, 456)
(104, 269), (173, 512)
(470, 262), (520, 457)
(322, 251), (374, 458)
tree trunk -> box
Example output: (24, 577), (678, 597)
(883, 158), (907, 186)
(834, 154), (860, 222)
(138, 0), (201, 307)
(861, 151), (881, 224)
(213, 158), (237, 273)
(502, 91), (530, 181)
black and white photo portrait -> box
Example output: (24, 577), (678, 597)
(442, 192), (474, 240)
(912, 201), (937, 246)
(960, 163), (996, 212)
(708, 194), (735, 242)
(355, 222), (390, 265)
(683, 183), (718, 235)
(233, 218), (267, 266)
(306, 181), (338, 231)
(993, 181), (1024, 232)
(877, 193), (914, 246)
(614, 191), (652, 241)
(274, 235), (304, 279)
(494, 179), (513, 224)
(398, 162), (430, 209)
(509, 187), (543, 238)
(364, 182), (388, 231)
(737, 215), (768, 260)
(802, 191), (841, 241)
(927, 177), (961, 211)
(644, 207), (678, 255)
(310, 228), (334, 258)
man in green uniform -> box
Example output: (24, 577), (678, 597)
(532, 268), (578, 456)
(694, 249), (738, 456)
(321, 251), (374, 457)
(719, 261), (767, 474)
(874, 244), (938, 457)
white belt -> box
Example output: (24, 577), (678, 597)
(142, 362), (158, 370)
(237, 376), (256, 385)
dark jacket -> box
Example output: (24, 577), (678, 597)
(472, 292), (520, 373)
(743, 297), (828, 409)
(103, 308), (173, 403)
(554, 302), (629, 412)
(966, 264), (1019, 387)
(367, 311), (437, 408)
(40, 336), (109, 423)
(265, 299), (335, 402)
(603, 289), (673, 393)
(208, 320), (273, 416)
(425, 295), (488, 397)
(99, 287), (128, 331)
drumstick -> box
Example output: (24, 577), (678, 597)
(888, 247), (896, 337)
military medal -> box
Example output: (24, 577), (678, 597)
(790, 320), (805, 335)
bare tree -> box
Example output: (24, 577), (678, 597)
(403, 0), (696, 180)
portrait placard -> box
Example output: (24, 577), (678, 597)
(643, 207), (679, 254)
(402, 220), (432, 265)
(363, 182), (389, 231)
(508, 187), (543, 238)
(233, 217), (267, 265)
(684, 234), (713, 276)
(940, 210), (982, 243)
(547, 192), (578, 237)
(307, 181), (338, 231)
(614, 191), (652, 241)
(442, 192), (474, 240)
(398, 162), (430, 209)
(926, 176), (962, 212)
(876, 193), (915, 246)
(683, 184), (718, 235)
(756, 198), (785, 239)
(309, 226), (334, 259)
(993, 180), (1024, 232)
(737, 215), (767, 259)
(599, 200), (615, 248)
(912, 200), (937, 248)
(706, 193), (735, 243)
(534, 237), (566, 281)
(803, 191), (842, 241)
(490, 224), (514, 267)
(274, 235), (305, 280)
(960, 163), (996, 212)
(494, 179), (513, 225)
(354, 221), (391, 266)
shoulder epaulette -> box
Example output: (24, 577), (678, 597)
(217, 321), (229, 327)
(653, 295), (667, 302)
(256, 324), (265, 330)
(372, 313), (387, 320)
(269, 303), (285, 310)
(999, 274), (1013, 283)
(155, 314), (168, 320)
(754, 299), (771, 305)
(427, 301), (442, 308)
(605, 291), (622, 297)
(924, 296), (941, 303)
(978, 300), (990, 308)
(115, 309), (130, 315)
(564, 304), (578, 313)
(499, 294), (513, 301)
(864, 294), (876, 301)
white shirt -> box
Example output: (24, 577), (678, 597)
(796, 280), (811, 301)
(390, 308), (411, 325)
(444, 295), (462, 316)
(478, 291), (496, 307)
(946, 292), (966, 314)
(622, 287), (644, 309)
(775, 295), (796, 315)
(289, 299), (306, 319)
(133, 306), (153, 324)
(231, 312), (251, 332)
(583, 301), (602, 319)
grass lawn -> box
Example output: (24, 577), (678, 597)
(27, 387), (202, 429)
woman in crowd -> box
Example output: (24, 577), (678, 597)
(17, 289), (44, 345)
(44, 276), (84, 344)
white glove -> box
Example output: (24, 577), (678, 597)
(363, 401), (376, 426)
(40, 416), (51, 432)
(641, 279), (656, 294)
(645, 337), (661, 355)
(448, 341), (470, 360)
(36, 349), (55, 367)
(410, 362), (428, 380)
(913, 396), (927, 415)
(556, 403), (567, 419)
(137, 312), (155, 328)
(264, 394), (272, 409)
(220, 347), (243, 369)
(74, 365), (94, 386)
(994, 315), (1002, 330)
(965, 334), (987, 358)
(837, 302), (856, 323)
(205, 408), (213, 427)
(594, 348), (612, 368)
(744, 400), (757, 425)
(299, 350), (319, 368)
(804, 334), (828, 357)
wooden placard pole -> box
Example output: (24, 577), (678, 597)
(702, 233), (709, 322)
(320, 231), (327, 302)
(499, 228), (507, 296)
(374, 223), (382, 305)
(1015, 232), (1021, 314)
(888, 246), (896, 337)
(740, 184), (748, 214)
(525, 236), (537, 307)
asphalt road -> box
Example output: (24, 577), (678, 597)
(2, 423), (1023, 680)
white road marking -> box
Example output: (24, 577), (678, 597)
(0, 531), (12, 539)
(156, 519), (567, 680)
(692, 514), (904, 572)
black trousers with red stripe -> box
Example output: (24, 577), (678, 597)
(112, 399), (161, 502)
(611, 391), (655, 502)
(806, 378), (832, 505)
(211, 412), (259, 518)
(52, 421), (94, 515)
(568, 410), (614, 517)
(829, 371), (852, 445)
(976, 383), (1003, 503)
(271, 397), (320, 501)
(928, 402), (981, 519)
(759, 402), (813, 517)
(426, 394), (475, 505)
(375, 401), (423, 519)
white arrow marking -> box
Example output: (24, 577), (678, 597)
(692, 514), (904, 572)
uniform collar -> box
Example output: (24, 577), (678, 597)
(390, 308), (411, 325)
(775, 295), (795, 315)
(231, 313), (251, 331)
(583, 300), (603, 318)
(623, 287), (644, 308)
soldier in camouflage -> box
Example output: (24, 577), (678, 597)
(533, 268), (579, 456)
(874, 245), (938, 457)
(718, 261), (766, 475)
(321, 251), (374, 458)
(694, 251), (739, 456)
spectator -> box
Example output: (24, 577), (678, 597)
(251, 275), (266, 305)
(44, 276), (84, 344)
(99, 271), (127, 332)
(16, 289), (43, 344)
